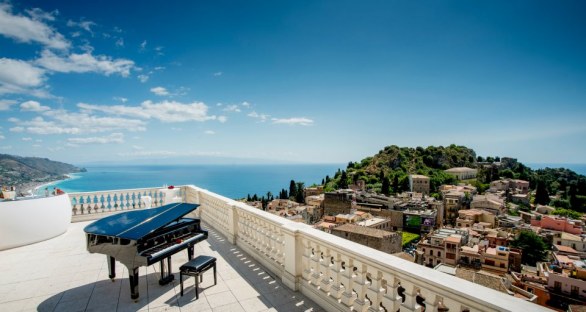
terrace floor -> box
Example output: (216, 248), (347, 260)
(0, 221), (323, 312)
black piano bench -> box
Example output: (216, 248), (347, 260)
(179, 255), (217, 299)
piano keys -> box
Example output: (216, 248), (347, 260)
(84, 202), (208, 300)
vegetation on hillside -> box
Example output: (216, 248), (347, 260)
(0, 154), (86, 188)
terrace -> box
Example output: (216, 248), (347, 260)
(0, 185), (551, 311)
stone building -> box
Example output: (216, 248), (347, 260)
(331, 224), (402, 254)
(409, 174), (430, 195)
(324, 190), (354, 215)
(445, 167), (478, 180)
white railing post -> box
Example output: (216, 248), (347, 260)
(281, 222), (304, 291)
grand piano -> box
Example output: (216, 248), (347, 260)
(84, 202), (208, 300)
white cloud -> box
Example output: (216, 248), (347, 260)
(0, 58), (46, 88)
(155, 46), (164, 55)
(137, 74), (149, 83)
(32, 144), (41, 148)
(0, 4), (69, 50)
(66, 19), (96, 35)
(150, 86), (169, 96)
(248, 111), (270, 122)
(241, 101), (250, 108)
(20, 100), (50, 112)
(223, 104), (240, 113)
(218, 116), (227, 123)
(22, 137), (32, 141)
(35, 49), (134, 77)
(154, 66), (165, 71)
(9, 126), (24, 132)
(0, 134), (4, 140)
(204, 130), (215, 135)
(132, 145), (143, 150)
(213, 71), (222, 76)
(115, 38), (124, 47)
(113, 96), (128, 103)
(78, 100), (222, 123)
(271, 117), (314, 126)
(0, 99), (17, 110)
(68, 132), (124, 144)
(25, 8), (58, 22)
(140, 40), (147, 51)
(0, 145), (12, 150)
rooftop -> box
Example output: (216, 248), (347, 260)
(0, 221), (322, 312)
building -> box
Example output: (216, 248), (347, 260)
(553, 232), (586, 253)
(443, 190), (466, 225)
(409, 174), (430, 195)
(323, 190), (354, 215)
(471, 194), (505, 216)
(445, 167), (478, 180)
(531, 215), (583, 235)
(331, 223), (402, 254)
(417, 228), (469, 267)
(456, 209), (496, 229)
(304, 186), (324, 198)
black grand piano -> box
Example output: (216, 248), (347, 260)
(84, 202), (208, 300)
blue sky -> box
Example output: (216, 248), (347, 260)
(0, 1), (585, 165)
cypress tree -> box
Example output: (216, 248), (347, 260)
(289, 180), (297, 199)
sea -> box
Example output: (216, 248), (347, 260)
(39, 163), (586, 199)
(41, 164), (345, 199)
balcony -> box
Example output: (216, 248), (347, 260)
(0, 185), (550, 311)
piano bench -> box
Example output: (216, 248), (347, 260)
(179, 255), (217, 299)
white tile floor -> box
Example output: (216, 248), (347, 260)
(0, 221), (324, 312)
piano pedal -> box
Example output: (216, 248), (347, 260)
(159, 274), (174, 285)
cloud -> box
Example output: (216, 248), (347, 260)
(9, 126), (24, 132)
(150, 86), (169, 96)
(68, 132), (124, 144)
(247, 111), (270, 122)
(25, 8), (58, 22)
(155, 46), (164, 55)
(35, 49), (134, 77)
(0, 3), (69, 50)
(0, 99), (17, 110)
(137, 74), (149, 83)
(78, 100), (222, 123)
(0, 145), (12, 150)
(115, 38), (124, 47)
(20, 100), (50, 112)
(113, 96), (128, 103)
(22, 137), (32, 141)
(66, 19), (96, 35)
(241, 101), (250, 108)
(218, 116), (227, 123)
(223, 104), (240, 113)
(132, 145), (143, 150)
(204, 130), (215, 135)
(213, 71), (222, 77)
(139, 40), (147, 51)
(0, 58), (46, 88)
(0, 134), (4, 140)
(271, 117), (314, 126)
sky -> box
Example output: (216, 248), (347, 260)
(0, 1), (585, 165)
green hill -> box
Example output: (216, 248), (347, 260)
(0, 154), (85, 188)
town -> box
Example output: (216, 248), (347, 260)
(243, 156), (586, 311)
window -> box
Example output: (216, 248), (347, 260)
(430, 250), (433, 256)
(572, 285), (579, 296)
(437, 251), (441, 257)
(554, 281), (561, 290)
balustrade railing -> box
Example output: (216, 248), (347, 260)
(68, 186), (185, 219)
(69, 185), (549, 311)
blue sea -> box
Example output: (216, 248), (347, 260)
(42, 164), (344, 199)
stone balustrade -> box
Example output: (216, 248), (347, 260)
(68, 185), (550, 311)
(68, 186), (185, 220)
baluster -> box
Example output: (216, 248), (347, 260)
(302, 240), (312, 282)
(353, 261), (369, 312)
(93, 195), (99, 213)
(400, 281), (421, 312)
(85, 196), (91, 214)
(310, 246), (322, 286)
(319, 248), (333, 294)
(366, 271), (383, 312)
(381, 275), (401, 312)
(340, 257), (356, 307)
(329, 251), (344, 300)
(71, 196), (78, 215)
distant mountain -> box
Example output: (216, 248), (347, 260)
(0, 154), (86, 187)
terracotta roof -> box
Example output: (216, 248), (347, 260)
(445, 236), (461, 243)
(555, 245), (579, 254)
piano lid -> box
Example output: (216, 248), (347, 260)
(83, 202), (199, 240)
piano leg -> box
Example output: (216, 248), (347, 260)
(129, 267), (139, 301)
(107, 256), (116, 280)
(187, 245), (194, 260)
(158, 256), (175, 285)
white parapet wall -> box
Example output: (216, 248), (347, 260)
(0, 194), (72, 251)
(184, 185), (552, 312)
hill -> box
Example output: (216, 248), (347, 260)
(0, 154), (86, 190)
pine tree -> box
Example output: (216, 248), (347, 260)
(289, 180), (297, 199)
(381, 177), (390, 196)
(339, 170), (348, 189)
(534, 179), (550, 205)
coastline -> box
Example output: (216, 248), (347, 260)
(17, 174), (74, 196)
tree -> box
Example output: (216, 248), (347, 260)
(295, 182), (305, 203)
(486, 156), (494, 163)
(381, 177), (390, 196)
(477, 156), (484, 162)
(339, 170), (349, 189)
(534, 179), (550, 205)
(289, 180), (297, 199)
(495, 156), (501, 162)
(510, 231), (548, 266)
